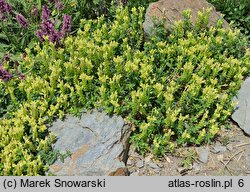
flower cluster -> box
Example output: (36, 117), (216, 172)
(36, 5), (71, 47)
(1, 0), (29, 28)
(0, 0), (12, 13)
(61, 14), (72, 35)
(0, 56), (26, 82)
(16, 14), (29, 29)
(55, 1), (64, 11)
(42, 5), (50, 20)
(0, 63), (12, 82)
(0, 0), (12, 20)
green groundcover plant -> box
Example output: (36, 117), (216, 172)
(0, 0), (73, 63)
(0, 0), (156, 82)
(0, 7), (249, 175)
(208, 0), (250, 41)
(0, 0), (156, 59)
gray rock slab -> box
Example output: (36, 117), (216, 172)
(49, 110), (131, 176)
(232, 77), (250, 135)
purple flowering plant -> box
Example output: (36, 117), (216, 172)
(36, 5), (72, 47)
(0, 0), (46, 82)
(0, 63), (12, 82)
(0, 1), (72, 59)
(0, 0), (74, 82)
(0, 0), (147, 82)
(0, 0), (132, 63)
(0, 0), (38, 60)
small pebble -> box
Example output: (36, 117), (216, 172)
(145, 155), (153, 163)
(192, 162), (200, 172)
(165, 156), (171, 163)
(211, 146), (227, 154)
(153, 168), (161, 173)
(148, 161), (160, 169)
(177, 167), (188, 175)
(217, 154), (224, 161)
(156, 162), (164, 168)
(130, 171), (139, 176)
(226, 144), (233, 151)
(136, 159), (144, 168)
(126, 158), (133, 166)
(196, 147), (209, 163)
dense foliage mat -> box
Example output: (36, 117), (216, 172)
(208, 0), (250, 41)
(0, 0), (156, 59)
(0, 8), (249, 175)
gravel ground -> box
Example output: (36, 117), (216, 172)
(126, 121), (250, 176)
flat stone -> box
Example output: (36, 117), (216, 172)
(143, 0), (229, 36)
(145, 155), (153, 163)
(148, 161), (160, 169)
(126, 158), (133, 166)
(211, 146), (227, 154)
(153, 168), (161, 173)
(232, 77), (250, 136)
(48, 110), (131, 176)
(226, 144), (233, 151)
(135, 159), (144, 168)
(217, 154), (224, 161)
(207, 160), (217, 170)
(196, 147), (209, 163)
(156, 162), (164, 168)
(177, 167), (189, 175)
(165, 156), (171, 163)
(192, 162), (200, 172)
(130, 171), (139, 176)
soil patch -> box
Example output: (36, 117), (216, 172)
(127, 121), (250, 176)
